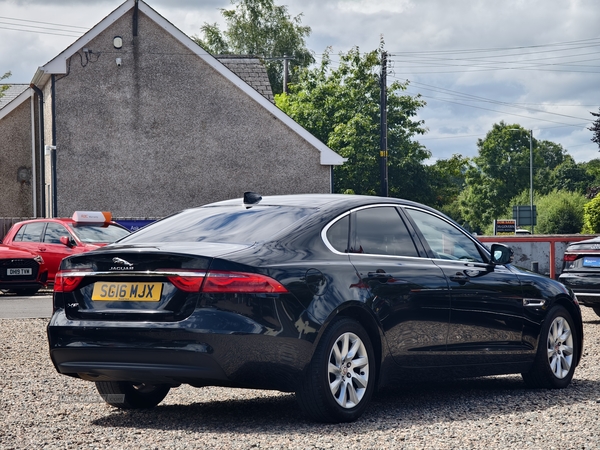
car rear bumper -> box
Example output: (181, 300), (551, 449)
(50, 347), (229, 386)
(558, 274), (600, 306)
(569, 291), (600, 306)
(47, 309), (314, 392)
(0, 281), (45, 291)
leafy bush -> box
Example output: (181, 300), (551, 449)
(491, 190), (586, 235)
(583, 195), (600, 233)
(535, 190), (586, 234)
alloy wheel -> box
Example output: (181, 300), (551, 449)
(547, 316), (574, 379)
(328, 331), (370, 409)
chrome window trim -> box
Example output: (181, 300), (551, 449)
(321, 209), (352, 255)
(321, 203), (424, 259)
(402, 205), (491, 259)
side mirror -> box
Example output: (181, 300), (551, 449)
(59, 236), (75, 248)
(490, 243), (513, 265)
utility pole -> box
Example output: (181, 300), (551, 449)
(379, 51), (388, 197)
(283, 55), (290, 93)
(529, 129), (534, 234)
(266, 55), (295, 93)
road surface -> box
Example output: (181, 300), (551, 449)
(0, 292), (52, 319)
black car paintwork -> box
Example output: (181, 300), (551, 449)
(48, 194), (583, 394)
(559, 237), (600, 309)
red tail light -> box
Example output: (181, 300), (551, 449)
(165, 271), (206, 292)
(563, 253), (578, 262)
(54, 271), (85, 293)
(201, 271), (288, 294)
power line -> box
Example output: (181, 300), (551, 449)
(0, 16), (89, 30)
(404, 80), (593, 121)
(0, 21), (84, 35)
(388, 37), (600, 55)
(0, 25), (82, 37)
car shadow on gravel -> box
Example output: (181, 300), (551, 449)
(372, 375), (598, 415)
(90, 375), (600, 432)
(92, 393), (307, 431)
(583, 317), (600, 325)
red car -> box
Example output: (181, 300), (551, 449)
(0, 244), (48, 295)
(2, 212), (130, 283)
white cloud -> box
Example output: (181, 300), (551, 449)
(335, 0), (413, 15)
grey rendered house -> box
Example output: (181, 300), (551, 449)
(0, 0), (344, 219)
(0, 84), (37, 217)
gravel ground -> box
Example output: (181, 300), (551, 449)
(2, 308), (600, 449)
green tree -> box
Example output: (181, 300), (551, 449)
(276, 45), (428, 201)
(534, 140), (567, 196)
(192, 0), (313, 94)
(550, 155), (593, 194)
(590, 108), (600, 150)
(457, 168), (497, 233)
(0, 71), (10, 98)
(426, 154), (469, 210)
(459, 122), (536, 232)
(580, 158), (600, 196)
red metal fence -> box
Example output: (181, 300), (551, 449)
(478, 235), (595, 279)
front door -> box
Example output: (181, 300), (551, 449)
(403, 207), (526, 365)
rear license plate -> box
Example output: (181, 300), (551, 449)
(7, 268), (32, 276)
(92, 282), (163, 302)
(583, 257), (600, 268)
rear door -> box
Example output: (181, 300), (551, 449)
(39, 222), (83, 280)
(7, 222), (46, 255)
(342, 205), (451, 367)
(403, 207), (526, 364)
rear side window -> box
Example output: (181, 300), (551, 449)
(15, 222), (45, 242)
(326, 215), (350, 253)
(120, 206), (314, 245)
(351, 207), (419, 257)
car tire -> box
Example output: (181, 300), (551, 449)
(296, 317), (376, 423)
(9, 288), (40, 296)
(522, 306), (579, 389)
(95, 381), (170, 409)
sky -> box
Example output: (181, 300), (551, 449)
(1, 0), (599, 164)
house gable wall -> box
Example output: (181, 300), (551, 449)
(53, 10), (330, 217)
(0, 98), (34, 217)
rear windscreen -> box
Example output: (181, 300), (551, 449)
(119, 206), (314, 245)
(71, 224), (131, 243)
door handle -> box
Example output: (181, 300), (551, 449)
(449, 272), (469, 283)
(367, 272), (391, 279)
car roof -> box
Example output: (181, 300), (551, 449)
(13, 217), (122, 227)
(15, 218), (77, 225)
(204, 193), (435, 212)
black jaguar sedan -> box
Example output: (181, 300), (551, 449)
(48, 194), (583, 423)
